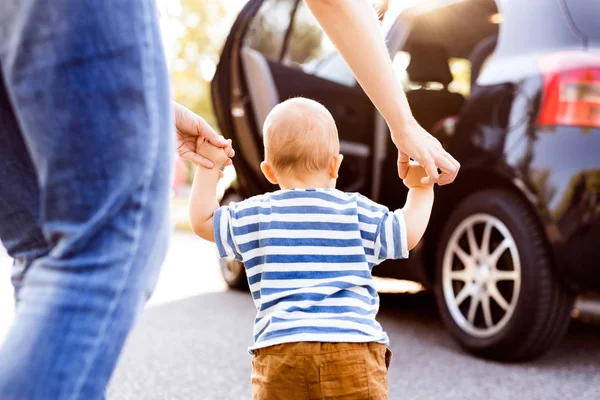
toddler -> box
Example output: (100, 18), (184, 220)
(189, 97), (433, 400)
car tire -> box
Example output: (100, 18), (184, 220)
(218, 190), (248, 290)
(434, 189), (574, 361)
(219, 258), (247, 290)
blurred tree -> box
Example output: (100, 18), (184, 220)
(168, 0), (228, 129)
(164, 0), (232, 186)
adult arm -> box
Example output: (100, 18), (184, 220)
(304, 0), (460, 185)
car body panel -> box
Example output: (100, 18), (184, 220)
(478, 0), (593, 86)
(451, 70), (600, 291)
(514, 124), (600, 291)
(562, 0), (600, 41)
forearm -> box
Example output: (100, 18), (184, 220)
(189, 166), (220, 242)
(402, 187), (434, 250)
(304, 0), (415, 130)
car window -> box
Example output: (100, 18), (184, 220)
(392, 51), (472, 97)
(244, 0), (296, 60)
(282, 2), (356, 87)
(312, 54), (356, 87)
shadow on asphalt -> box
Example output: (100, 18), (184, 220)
(165, 288), (600, 367)
(110, 289), (600, 400)
(377, 291), (600, 368)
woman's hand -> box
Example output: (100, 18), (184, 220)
(174, 102), (234, 172)
(392, 120), (460, 186)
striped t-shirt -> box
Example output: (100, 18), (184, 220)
(213, 188), (408, 352)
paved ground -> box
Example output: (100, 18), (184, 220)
(109, 288), (600, 400)
(107, 235), (600, 400)
(2, 233), (599, 400)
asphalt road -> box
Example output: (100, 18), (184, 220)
(107, 234), (600, 400)
(2, 234), (598, 400)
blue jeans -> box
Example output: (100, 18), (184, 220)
(0, 1), (173, 399)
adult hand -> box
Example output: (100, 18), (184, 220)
(174, 102), (234, 172)
(392, 119), (460, 186)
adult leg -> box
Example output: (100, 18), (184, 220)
(0, 0), (173, 399)
(0, 67), (49, 298)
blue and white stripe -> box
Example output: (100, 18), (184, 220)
(213, 188), (408, 352)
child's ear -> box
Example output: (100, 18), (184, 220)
(261, 161), (279, 184)
(329, 154), (344, 179)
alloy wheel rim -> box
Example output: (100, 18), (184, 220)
(442, 213), (521, 338)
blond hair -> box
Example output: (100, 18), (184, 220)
(263, 97), (339, 177)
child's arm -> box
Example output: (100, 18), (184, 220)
(189, 140), (231, 242)
(401, 163), (434, 250)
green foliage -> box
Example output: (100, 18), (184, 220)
(168, 0), (228, 129)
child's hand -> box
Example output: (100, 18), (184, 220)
(196, 138), (234, 172)
(403, 161), (433, 189)
(196, 138), (235, 178)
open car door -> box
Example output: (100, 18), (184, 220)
(212, 0), (376, 199)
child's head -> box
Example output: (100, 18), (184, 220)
(261, 97), (343, 187)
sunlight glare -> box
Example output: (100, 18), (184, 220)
(489, 12), (503, 24)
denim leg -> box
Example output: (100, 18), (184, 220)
(0, 1), (173, 399)
(0, 69), (50, 298)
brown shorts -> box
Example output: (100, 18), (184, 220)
(251, 342), (392, 400)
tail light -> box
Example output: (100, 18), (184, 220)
(538, 52), (600, 129)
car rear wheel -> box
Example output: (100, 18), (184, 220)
(219, 258), (247, 290)
(434, 189), (574, 361)
(219, 190), (247, 290)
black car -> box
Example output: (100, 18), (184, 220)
(211, 0), (600, 361)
